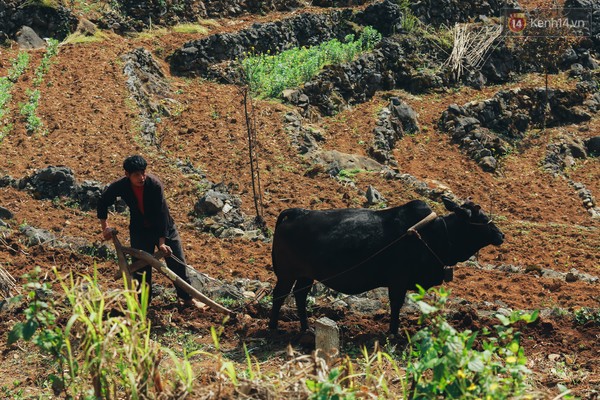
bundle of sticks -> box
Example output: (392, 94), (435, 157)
(0, 266), (17, 299)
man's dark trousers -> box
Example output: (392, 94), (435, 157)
(129, 226), (192, 301)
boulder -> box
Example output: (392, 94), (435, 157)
(312, 150), (386, 176)
(195, 190), (229, 216)
(0, 206), (13, 220)
(390, 97), (420, 134)
(76, 18), (97, 36)
(365, 185), (385, 205)
(16, 26), (46, 49)
(28, 166), (77, 199)
(586, 136), (600, 156)
(19, 225), (56, 247)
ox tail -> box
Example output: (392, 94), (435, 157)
(272, 208), (307, 276)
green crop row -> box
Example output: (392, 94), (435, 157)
(16, 39), (59, 135)
(19, 89), (43, 134)
(0, 52), (31, 141)
(33, 38), (59, 87)
(241, 26), (382, 99)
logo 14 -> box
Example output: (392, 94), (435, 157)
(508, 12), (527, 32)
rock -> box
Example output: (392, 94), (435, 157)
(27, 166), (77, 199)
(564, 136), (588, 159)
(365, 185), (385, 205)
(440, 87), (595, 172)
(548, 353), (561, 362)
(220, 227), (245, 238)
(466, 70), (487, 89)
(0, 206), (13, 220)
(171, 10), (358, 77)
(122, 48), (173, 145)
(312, 150), (386, 176)
(195, 190), (228, 216)
(565, 272), (578, 282)
(282, 89), (302, 103)
(586, 136), (600, 156)
(525, 264), (542, 273)
(76, 18), (97, 36)
(16, 26), (46, 49)
(479, 156), (498, 172)
(19, 225), (57, 247)
(345, 297), (382, 313)
(71, 180), (104, 211)
(390, 98), (419, 131)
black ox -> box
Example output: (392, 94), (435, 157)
(269, 197), (504, 334)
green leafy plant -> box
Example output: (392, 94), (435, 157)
(337, 168), (364, 181)
(573, 307), (600, 326)
(404, 285), (538, 399)
(306, 368), (356, 400)
(1, 52), (31, 138)
(241, 26), (382, 98)
(7, 267), (69, 396)
(19, 89), (43, 134)
(8, 52), (30, 83)
(34, 38), (59, 87)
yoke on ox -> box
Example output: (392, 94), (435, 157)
(269, 197), (504, 334)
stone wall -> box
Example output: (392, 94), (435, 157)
(0, 1), (77, 41)
(170, 9), (359, 76)
(410, 0), (517, 27)
(440, 87), (598, 172)
(116, 0), (307, 29)
(102, 0), (373, 32)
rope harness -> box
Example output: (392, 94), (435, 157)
(267, 211), (452, 309)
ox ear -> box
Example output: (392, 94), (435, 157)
(442, 196), (460, 212)
(443, 196), (472, 219)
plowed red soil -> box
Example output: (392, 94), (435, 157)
(0, 8), (598, 398)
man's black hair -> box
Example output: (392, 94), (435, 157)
(123, 155), (147, 173)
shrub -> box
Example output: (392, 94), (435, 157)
(404, 285), (538, 399)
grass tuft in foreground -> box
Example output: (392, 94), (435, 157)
(6, 269), (557, 398)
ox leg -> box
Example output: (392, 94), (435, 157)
(388, 286), (407, 334)
(269, 278), (295, 330)
(293, 278), (313, 331)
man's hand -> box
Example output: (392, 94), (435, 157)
(158, 243), (172, 257)
(102, 227), (115, 241)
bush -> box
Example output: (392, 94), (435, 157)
(404, 285), (538, 399)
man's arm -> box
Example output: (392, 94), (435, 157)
(97, 179), (122, 240)
(99, 219), (113, 240)
(158, 237), (172, 256)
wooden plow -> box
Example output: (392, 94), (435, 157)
(109, 230), (233, 315)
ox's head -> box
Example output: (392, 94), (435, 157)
(442, 197), (505, 262)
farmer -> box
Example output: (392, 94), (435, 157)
(97, 155), (202, 308)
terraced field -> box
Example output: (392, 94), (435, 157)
(0, 0), (598, 398)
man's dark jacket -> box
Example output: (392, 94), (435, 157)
(97, 174), (174, 238)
